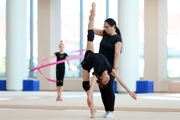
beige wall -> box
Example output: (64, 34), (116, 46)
(38, 0), (60, 90)
(144, 0), (168, 92)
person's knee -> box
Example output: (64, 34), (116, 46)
(87, 30), (94, 41)
(82, 81), (90, 91)
(56, 80), (63, 86)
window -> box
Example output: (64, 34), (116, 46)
(167, 0), (180, 78)
(139, 0), (144, 78)
(28, 0), (38, 77)
(60, 0), (106, 77)
(0, 0), (6, 77)
(61, 0), (81, 77)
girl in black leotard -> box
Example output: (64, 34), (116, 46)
(41, 41), (71, 101)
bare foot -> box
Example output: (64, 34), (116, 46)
(56, 96), (59, 101)
(90, 115), (95, 118)
(56, 97), (63, 101)
(90, 2), (96, 16)
(91, 2), (96, 10)
(58, 98), (63, 101)
(89, 108), (96, 118)
(56, 95), (63, 101)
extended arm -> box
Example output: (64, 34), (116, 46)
(87, 75), (97, 100)
(93, 28), (103, 36)
(66, 56), (72, 70)
(87, 75), (97, 118)
(110, 70), (137, 100)
(40, 54), (55, 65)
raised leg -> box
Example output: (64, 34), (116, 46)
(82, 2), (96, 83)
(86, 2), (96, 118)
(86, 2), (96, 52)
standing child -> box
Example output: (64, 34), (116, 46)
(41, 41), (71, 101)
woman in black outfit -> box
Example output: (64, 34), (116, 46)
(93, 18), (123, 118)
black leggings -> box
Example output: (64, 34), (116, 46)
(56, 68), (65, 86)
(98, 75), (115, 111)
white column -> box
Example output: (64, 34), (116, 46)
(117, 0), (140, 92)
(38, 0), (60, 90)
(6, 0), (27, 91)
(144, 0), (167, 92)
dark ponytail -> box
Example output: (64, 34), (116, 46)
(104, 18), (122, 37)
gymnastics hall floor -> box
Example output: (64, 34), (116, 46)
(0, 91), (180, 120)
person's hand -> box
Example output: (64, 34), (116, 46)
(40, 62), (45, 66)
(89, 13), (95, 21)
(90, 9), (95, 15)
(110, 69), (116, 77)
(68, 67), (73, 71)
(87, 89), (93, 107)
(129, 92), (137, 100)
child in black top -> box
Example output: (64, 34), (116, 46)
(41, 41), (71, 101)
